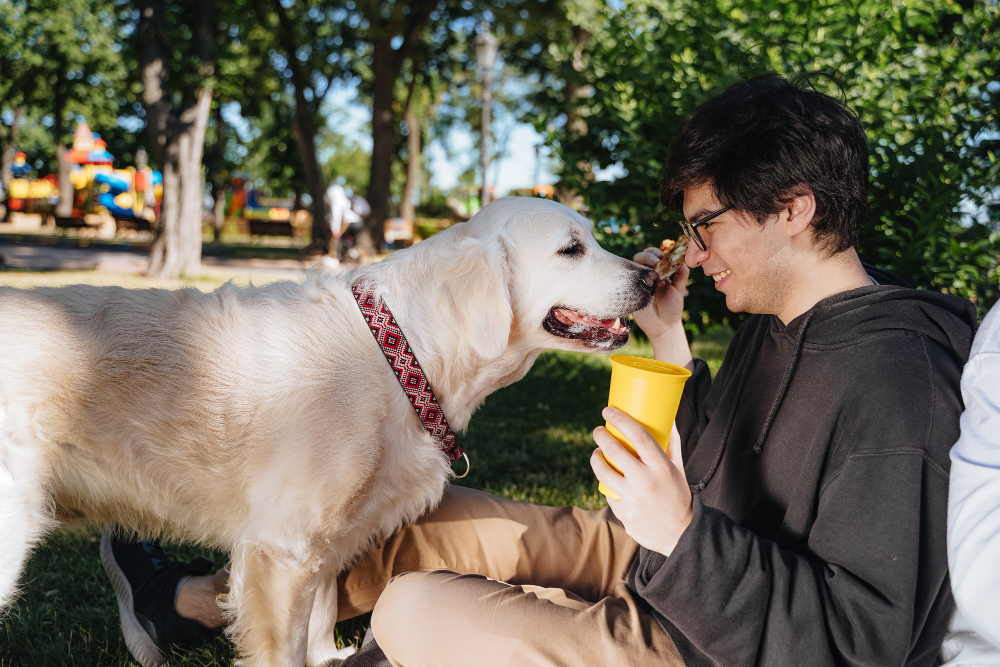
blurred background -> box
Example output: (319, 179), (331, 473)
(0, 0), (998, 329)
(1, 3), (998, 663)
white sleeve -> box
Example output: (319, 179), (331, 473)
(949, 305), (1000, 649)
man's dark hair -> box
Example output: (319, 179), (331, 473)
(660, 73), (869, 253)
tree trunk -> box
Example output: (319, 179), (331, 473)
(212, 187), (226, 242)
(55, 145), (74, 218)
(1, 106), (24, 199)
(270, 0), (329, 256)
(360, 35), (396, 256)
(52, 92), (75, 219)
(556, 25), (593, 209)
(399, 71), (420, 222)
(289, 101), (328, 255)
(52, 90), (65, 151)
(360, 2), (433, 255)
(206, 100), (226, 242)
(149, 88), (211, 277)
(138, 0), (214, 279)
(149, 141), (181, 274)
(399, 104), (421, 222)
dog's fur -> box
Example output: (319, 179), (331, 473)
(0, 197), (656, 666)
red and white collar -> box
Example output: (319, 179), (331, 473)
(351, 280), (468, 476)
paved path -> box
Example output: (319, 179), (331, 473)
(0, 241), (325, 280)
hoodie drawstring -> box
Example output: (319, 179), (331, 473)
(745, 310), (816, 459)
(690, 310), (817, 492)
(690, 317), (768, 493)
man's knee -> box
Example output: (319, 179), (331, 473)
(371, 571), (451, 661)
(372, 570), (487, 665)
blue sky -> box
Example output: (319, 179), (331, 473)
(324, 84), (560, 196)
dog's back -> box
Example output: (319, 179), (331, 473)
(0, 276), (427, 585)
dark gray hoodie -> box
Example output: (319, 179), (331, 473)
(628, 268), (977, 666)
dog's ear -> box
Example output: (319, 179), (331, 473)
(439, 235), (513, 361)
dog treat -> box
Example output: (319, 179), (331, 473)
(654, 236), (689, 280)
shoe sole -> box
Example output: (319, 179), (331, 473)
(100, 533), (168, 667)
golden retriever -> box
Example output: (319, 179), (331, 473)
(0, 196), (659, 666)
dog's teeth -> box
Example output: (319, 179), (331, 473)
(613, 317), (621, 329)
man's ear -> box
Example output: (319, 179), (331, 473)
(782, 188), (817, 238)
(438, 236), (513, 361)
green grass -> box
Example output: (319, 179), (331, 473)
(0, 269), (732, 666)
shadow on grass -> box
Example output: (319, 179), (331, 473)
(457, 348), (621, 510)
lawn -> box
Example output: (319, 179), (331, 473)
(0, 269), (731, 666)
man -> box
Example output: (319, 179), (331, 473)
(102, 74), (974, 666)
(325, 182), (361, 267)
(942, 300), (1000, 665)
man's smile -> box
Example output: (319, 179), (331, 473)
(708, 269), (732, 287)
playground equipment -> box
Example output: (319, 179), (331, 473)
(506, 184), (555, 199)
(226, 176), (311, 239)
(11, 151), (31, 177)
(5, 121), (162, 237)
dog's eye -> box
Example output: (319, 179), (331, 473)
(558, 242), (585, 257)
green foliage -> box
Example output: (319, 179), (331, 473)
(321, 122), (372, 196)
(0, 0), (127, 169)
(523, 0), (1000, 326)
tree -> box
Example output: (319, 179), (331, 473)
(499, 0), (603, 207)
(134, 0), (216, 278)
(399, 70), (423, 222)
(320, 116), (371, 197)
(0, 0), (127, 215)
(10, 0), (125, 157)
(259, 0), (339, 253)
(0, 5), (27, 202)
(360, 0), (437, 253)
(240, 94), (309, 201)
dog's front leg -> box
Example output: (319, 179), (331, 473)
(306, 571), (356, 666)
(224, 543), (323, 667)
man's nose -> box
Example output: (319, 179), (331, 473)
(685, 240), (709, 268)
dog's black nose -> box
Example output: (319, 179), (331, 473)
(640, 269), (659, 290)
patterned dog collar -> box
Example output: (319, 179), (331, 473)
(352, 280), (467, 474)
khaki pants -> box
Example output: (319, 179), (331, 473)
(337, 486), (682, 667)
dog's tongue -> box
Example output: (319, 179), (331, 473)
(554, 308), (615, 329)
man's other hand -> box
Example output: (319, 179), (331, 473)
(591, 407), (693, 557)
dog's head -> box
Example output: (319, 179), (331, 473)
(436, 197), (659, 360)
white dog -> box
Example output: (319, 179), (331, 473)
(0, 197), (659, 666)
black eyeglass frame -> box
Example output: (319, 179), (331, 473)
(679, 206), (731, 252)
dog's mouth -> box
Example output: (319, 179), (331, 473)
(543, 307), (631, 349)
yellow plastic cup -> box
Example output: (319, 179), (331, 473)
(598, 355), (692, 500)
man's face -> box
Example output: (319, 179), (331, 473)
(682, 183), (794, 316)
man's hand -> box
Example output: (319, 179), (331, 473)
(591, 407), (693, 557)
(632, 247), (689, 340)
(632, 248), (693, 368)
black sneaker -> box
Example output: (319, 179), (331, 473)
(341, 627), (389, 667)
(100, 532), (222, 667)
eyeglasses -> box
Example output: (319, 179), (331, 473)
(679, 207), (731, 252)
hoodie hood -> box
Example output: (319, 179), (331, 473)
(692, 266), (977, 487)
(787, 265), (978, 366)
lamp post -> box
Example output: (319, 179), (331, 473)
(475, 22), (499, 209)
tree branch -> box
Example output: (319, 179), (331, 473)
(391, 0), (433, 75)
(135, 0), (172, 163)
